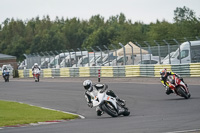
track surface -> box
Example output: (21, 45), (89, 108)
(0, 77), (200, 133)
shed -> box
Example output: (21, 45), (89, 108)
(0, 53), (17, 69)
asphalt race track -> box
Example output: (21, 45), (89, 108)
(0, 78), (200, 133)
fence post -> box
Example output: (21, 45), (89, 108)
(135, 42), (142, 64)
(60, 50), (66, 67)
(77, 48), (83, 67)
(173, 39), (181, 64)
(50, 51), (56, 68)
(103, 45), (110, 66)
(66, 50), (71, 67)
(119, 43), (126, 65)
(163, 40), (171, 64)
(144, 41), (152, 64)
(154, 40), (161, 64)
(71, 49), (77, 67)
(128, 43), (134, 65)
(111, 44), (118, 66)
(84, 47), (90, 66)
(96, 46), (103, 66)
(90, 47), (96, 66)
(184, 37), (192, 63)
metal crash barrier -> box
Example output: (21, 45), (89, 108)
(18, 63), (200, 78)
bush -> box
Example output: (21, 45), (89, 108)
(13, 69), (19, 78)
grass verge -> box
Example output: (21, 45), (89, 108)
(0, 100), (79, 127)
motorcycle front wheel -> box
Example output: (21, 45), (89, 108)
(177, 86), (190, 99)
(102, 102), (118, 117)
(122, 107), (130, 116)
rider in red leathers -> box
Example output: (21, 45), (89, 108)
(160, 68), (187, 95)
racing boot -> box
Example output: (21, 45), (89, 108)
(165, 86), (173, 95)
(96, 106), (103, 116)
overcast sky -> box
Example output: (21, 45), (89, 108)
(1, 0), (200, 24)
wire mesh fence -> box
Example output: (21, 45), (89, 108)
(19, 37), (200, 69)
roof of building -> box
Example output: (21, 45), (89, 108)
(0, 53), (16, 60)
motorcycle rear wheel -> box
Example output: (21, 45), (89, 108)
(102, 102), (118, 117)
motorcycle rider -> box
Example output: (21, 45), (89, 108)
(32, 63), (41, 75)
(83, 79), (125, 116)
(160, 68), (187, 95)
(2, 66), (9, 81)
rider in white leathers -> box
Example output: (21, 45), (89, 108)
(32, 63), (41, 75)
(83, 79), (125, 116)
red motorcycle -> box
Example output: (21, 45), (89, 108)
(33, 68), (40, 82)
(166, 75), (191, 99)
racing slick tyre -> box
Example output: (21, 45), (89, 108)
(102, 102), (118, 117)
(122, 107), (130, 116)
(177, 86), (190, 99)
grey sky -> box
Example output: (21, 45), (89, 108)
(1, 0), (200, 24)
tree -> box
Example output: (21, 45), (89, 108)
(174, 6), (197, 22)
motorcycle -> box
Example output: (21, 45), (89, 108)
(3, 70), (9, 82)
(33, 68), (40, 82)
(166, 75), (191, 99)
(92, 87), (130, 117)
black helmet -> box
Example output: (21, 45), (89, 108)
(83, 80), (93, 92)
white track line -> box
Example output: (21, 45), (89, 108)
(164, 129), (200, 133)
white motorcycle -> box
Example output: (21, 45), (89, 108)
(92, 86), (130, 117)
(33, 68), (40, 82)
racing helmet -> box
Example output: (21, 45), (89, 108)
(83, 80), (93, 92)
(3, 67), (7, 70)
(160, 68), (167, 78)
(34, 63), (38, 67)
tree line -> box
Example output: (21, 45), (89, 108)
(0, 6), (200, 61)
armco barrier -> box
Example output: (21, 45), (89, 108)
(18, 70), (24, 78)
(17, 63), (200, 78)
(171, 64), (190, 77)
(24, 69), (29, 78)
(69, 68), (79, 77)
(113, 66), (125, 77)
(90, 67), (101, 77)
(60, 68), (70, 77)
(52, 68), (60, 77)
(101, 66), (113, 77)
(125, 65), (140, 77)
(190, 63), (200, 77)
(79, 67), (90, 77)
(43, 69), (52, 78)
(29, 69), (33, 78)
(140, 65), (154, 77)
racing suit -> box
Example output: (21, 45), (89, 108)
(160, 72), (186, 95)
(84, 83), (125, 116)
(32, 66), (41, 74)
(2, 68), (9, 81)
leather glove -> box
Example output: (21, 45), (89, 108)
(87, 103), (93, 108)
(165, 86), (169, 91)
(162, 84), (166, 87)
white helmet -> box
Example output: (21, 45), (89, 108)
(34, 63), (38, 66)
(83, 80), (93, 92)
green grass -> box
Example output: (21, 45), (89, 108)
(0, 100), (79, 127)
